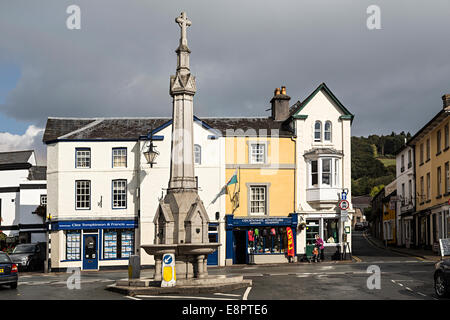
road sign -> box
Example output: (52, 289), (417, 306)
(161, 253), (176, 287)
(339, 200), (350, 210)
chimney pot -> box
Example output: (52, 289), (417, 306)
(442, 94), (450, 109)
(281, 86), (287, 95)
(274, 88), (281, 95)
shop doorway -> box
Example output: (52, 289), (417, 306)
(233, 230), (247, 264)
(83, 234), (98, 270)
(207, 224), (219, 266)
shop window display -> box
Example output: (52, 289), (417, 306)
(247, 227), (288, 254)
(324, 219), (339, 243)
(103, 229), (134, 259)
(306, 220), (319, 245)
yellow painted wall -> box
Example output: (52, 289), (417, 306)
(225, 137), (295, 217)
(382, 202), (396, 244)
(415, 117), (450, 211)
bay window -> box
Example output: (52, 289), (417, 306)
(308, 158), (340, 188)
(322, 159), (331, 185)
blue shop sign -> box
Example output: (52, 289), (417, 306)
(226, 214), (297, 228)
(52, 220), (137, 230)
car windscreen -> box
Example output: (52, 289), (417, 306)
(12, 245), (36, 254)
(0, 253), (12, 263)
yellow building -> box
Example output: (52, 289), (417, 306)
(221, 87), (298, 265)
(410, 94), (450, 249)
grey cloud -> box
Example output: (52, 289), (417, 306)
(0, 0), (450, 136)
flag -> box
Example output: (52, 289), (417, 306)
(227, 169), (238, 186)
(209, 185), (227, 207)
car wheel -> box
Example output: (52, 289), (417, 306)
(10, 282), (17, 289)
(435, 272), (449, 298)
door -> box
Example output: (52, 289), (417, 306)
(207, 224), (219, 266)
(83, 234), (98, 270)
(233, 230), (247, 264)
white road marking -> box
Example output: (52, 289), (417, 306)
(243, 286), (252, 300)
(135, 295), (237, 300)
(405, 287), (413, 292)
(125, 296), (142, 301)
(417, 292), (427, 297)
(213, 293), (242, 297)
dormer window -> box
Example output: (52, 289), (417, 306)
(314, 121), (322, 142)
(324, 121), (332, 142)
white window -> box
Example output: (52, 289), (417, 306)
(112, 180), (127, 209)
(75, 180), (90, 209)
(314, 121), (322, 142)
(112, 148), (127, 168)
(322, 159), (331, 186)
(311, 160), (318, 187)
(324, 121), (332, 142)
(66, 231), (81, 261)
(40, 195), (47, 206)
(76, 148), (91, 168)
(194, 144), (201, 165)
(334, 159), (339, 187)
(250, 186), (266, 215)
(250, 143), (266, 164)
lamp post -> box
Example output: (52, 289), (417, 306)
(143, 129), (159, 168)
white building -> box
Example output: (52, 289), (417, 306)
(290, 83), (355, 259)
(0, 150), (47, 249)
(43, 117), (226, 271)
(395, 145), (415, 247)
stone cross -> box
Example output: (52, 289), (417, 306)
(176, 12), (191, 46)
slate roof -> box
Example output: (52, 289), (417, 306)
(27, 166), (47, 181)
(43, 116), (294, 143)
(0, 150), (33, 165)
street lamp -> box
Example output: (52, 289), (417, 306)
(144, 129), (159, 168)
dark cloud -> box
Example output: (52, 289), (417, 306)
(0, 0), (450, 136)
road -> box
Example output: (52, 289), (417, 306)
(0, 231), (445, 300)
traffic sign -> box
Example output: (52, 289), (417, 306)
(339, 200), (350, 210)
(161, 253), (176, 287)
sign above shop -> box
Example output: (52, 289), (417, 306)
(439, 238), (450, 257)
(51, 220), (137, 230)
(226, 214), (298, 228)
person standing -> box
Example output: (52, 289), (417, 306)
(315, 234), (324, 262)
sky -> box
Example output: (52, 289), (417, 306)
(1, 0), (450, 164)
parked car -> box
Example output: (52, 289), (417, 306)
(0, 252), (18, 289)
(434, 259), (450, 298)
(9, 243), (46, 272)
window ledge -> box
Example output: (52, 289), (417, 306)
(436, 151), (442, 157)
(436, 195), (442, 199)
(419, 162), (424, 167)
(443, 192), (450, 197)
(425, 200), (431, 204)
(426, 159), (430, 163)
(419, 202), (425, 206)
(444, 146), (449, 152)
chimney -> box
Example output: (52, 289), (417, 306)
(442, 94), (450, 109)
(271, 85), (291, 121)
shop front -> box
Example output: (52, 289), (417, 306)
(225, 214), (298, 265)
(50, 219), (138, 271)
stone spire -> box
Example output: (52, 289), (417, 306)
(168, 11), (197, 190)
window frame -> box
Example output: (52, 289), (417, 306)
(65, 230), (81, 261)
(247, 183), (270, 216)
(324, 121), (332, 142)
(75, 148), (91, 169)
(249, 143), (267, 164)
(314, 121), (322, 142)
(112, 147), (127, 168)
(437, 130), (442, 154)
(112, 179), (127, 209)
(322, 158), (332, 186)
(40, 194), (47, 206)
(75, 180), (91, 210)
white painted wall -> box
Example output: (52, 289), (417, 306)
(294, 89), (354, 255)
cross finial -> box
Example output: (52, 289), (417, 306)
(175, 12), (191, 46)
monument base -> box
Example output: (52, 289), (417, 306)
(107, 275), (251, 295)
